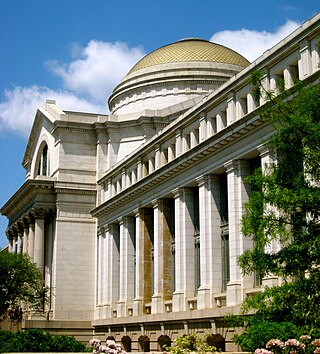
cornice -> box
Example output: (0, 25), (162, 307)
(92, 110), (266, 219)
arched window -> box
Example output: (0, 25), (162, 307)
(37, 143), (49, 176)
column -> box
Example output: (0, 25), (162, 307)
(175, 129), (182, 157)
(152, 199), (174, 314)
(172, 188), (195, 312)
(196, 175), (222, 309)
(118, 216), (135, 317)
(32, 208), (46, 274)
(27, 214), (35, 260)
(224, 160), (251, 306)
(155, 144), (161, 169)
(199, 112), (207, 142)
(258, 145), (280, 287)
(22, 218), (29, 254)
(227, 93), (236, 125)
(137, 157), (143, 180)
(299, 40), (312, 79)
(16, 224), (23, 254)
(106, 223), (120, 317)
(97, 228), (105, 307)
(133, 208), (153, 316)
(6, 230), (14, 253)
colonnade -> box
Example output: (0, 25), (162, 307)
(6, 208), (53, 275)
(96, 152), (274, 319)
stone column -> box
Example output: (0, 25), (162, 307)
(22, 218), (29, 254)
(27, 215), (35, 260)
(97, 228), (105, 307)
(199, 112), (207, 142)
(258, 144), (281, 287)
(227, 93), (236, 125)
(224, 160), (251, 306)
(175, 129), (182, 157)
(12, 230), (18, 253)
(106, 223), (120, 317)
(16, 224), (23, 254)
(118, 216), (135, 317)
(196, 175), (222, 309)
(32, 208), (47, 274)
(172, 188), (195, 312)
(152, 199), (174, 314)
(133, 208), (153, 316)
(299, 39), (312, 79)
(6, 230), (14, 253)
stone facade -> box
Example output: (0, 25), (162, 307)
(1, 14), (320, 351)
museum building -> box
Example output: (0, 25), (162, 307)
(1, 13), (320, 352)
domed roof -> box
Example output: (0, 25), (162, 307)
(128, 38), (250, 74)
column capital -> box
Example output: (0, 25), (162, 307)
(97, 226), (106, 236)
(6, 228), (14, 240)
(21, 216), (30, 230)
(30, 208), (47, 220)
(224, 160), (235, 173)
(196, 174), (220, 186)
(14, 222), (23, 234)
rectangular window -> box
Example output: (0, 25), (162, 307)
(221, 233), (230, 292)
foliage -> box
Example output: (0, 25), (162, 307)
(0, 251), (48, 320)
(166, 333), (218, 354)
(232, 79), (320, 348)
(239, 83), (320, 280)
(0, 328), (87, 352)
(233, 321), (300, 352)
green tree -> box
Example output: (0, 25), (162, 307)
(0, 251), (47, 320)
(232, 80), (320, 350)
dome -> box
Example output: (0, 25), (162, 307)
(129, 38), (249, 74)
(109, 39), (250, 115)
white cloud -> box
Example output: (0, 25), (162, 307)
(0, 40), (145, 137)
(47, 40), (145, 101)
(0, 86), (105, 137)
(210, 20), (300, 62)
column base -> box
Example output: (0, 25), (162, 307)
(151, 293), (163, 314)
(226, 281), (241, 306)
(197, 286), (212, 309)
(172, 291), (186, 312)
(262, 276), (281, 287)
(117, 301), (127, 318)
(133, 298), (144, 316)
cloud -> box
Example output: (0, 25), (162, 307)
(210, 20), (300, 62)
(0, 86), (105, 137)
(0, 41), (145, 137)
(47, 40), (145, 101)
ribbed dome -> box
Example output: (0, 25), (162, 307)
(128, 38), (250, 74)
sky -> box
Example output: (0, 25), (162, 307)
(0, 0), (319, 249)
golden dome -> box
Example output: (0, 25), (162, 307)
(128, 38), (250, 74)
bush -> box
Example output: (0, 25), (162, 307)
(167, 333), (218, 354)
(233, 321), (302, 352)
(0, 328), (87, 352)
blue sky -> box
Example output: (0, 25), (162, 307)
(0, 0), (319, 248)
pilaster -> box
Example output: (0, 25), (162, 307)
(152, 199), (174, 314)
(196, 175), (222, 309)
(172, 188), (195, 312)
(133, 208), (153, 316)
(224, 160), (251, 306)
(118, 216), (135, 317)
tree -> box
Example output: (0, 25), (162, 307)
(0, 251), (47, 320)
(232, 80), (320, 350)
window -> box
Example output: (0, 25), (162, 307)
(193, 188), (200, 293)
(221, 233), (230, 292)
(37, 143), (49, 176)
